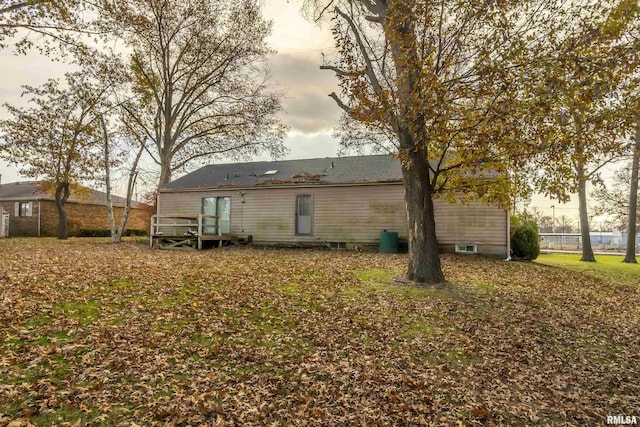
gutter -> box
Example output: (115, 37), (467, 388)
(0, 197), (131, 208)
(159, 180), (405, 194)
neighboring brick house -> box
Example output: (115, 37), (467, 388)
(0, 181), (152, 237)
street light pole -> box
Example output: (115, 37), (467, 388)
(551, 205), (555, 234)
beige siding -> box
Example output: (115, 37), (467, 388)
(434, 200), (507, 246)
(158, 183), (507, 255)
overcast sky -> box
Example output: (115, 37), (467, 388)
(0, 1), (342, 178)
(0, 0), (587, 219)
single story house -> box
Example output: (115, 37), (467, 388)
(157, 155), (510, 257)
(0, 181), (152, 237)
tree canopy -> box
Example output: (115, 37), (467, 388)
(101, 0), (288, 187)
(520, 1), (640, 261)
(0, 71), (111, 238)
(302, 0), (640, 280)
(0, 0), (96, 53)
(305, 0), (577, 282)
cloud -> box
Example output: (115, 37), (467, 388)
(247, 131), (341, 164)
(0, 0), (345, 184)
(0, 52), (67, 183)
(269, 52), (342, 135)
(263, 1), (335, 53)
(0, 159), (23, 184)
(285, 132), (341, 159)
(0, 51), (71, 116)
(284, 91), (340, 133)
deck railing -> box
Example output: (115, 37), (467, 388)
(150, 214), (220, 249)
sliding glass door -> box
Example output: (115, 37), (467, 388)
(202, 197), (231, 234)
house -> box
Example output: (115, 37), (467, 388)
(0, 181), (152, 237)
(156, 155), (510, 256)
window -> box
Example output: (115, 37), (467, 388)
(15, 202), (32, 217)
(455, 244), (477, 254)
(296, 195), (312, 235)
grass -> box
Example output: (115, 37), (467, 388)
(350, 268), (456, 301)
(0, 238), (638, 425)
(54, 300), (102, 326)
(536, 252), (640, 287)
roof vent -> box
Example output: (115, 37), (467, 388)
(264, 170), (278, 175)
(331, 161), (334, 168)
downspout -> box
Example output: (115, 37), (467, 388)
(505, 209), (511, 261)
(239, 191), (245, 233)
(38, 199), (41, 237)
(151, 191), (160, 248)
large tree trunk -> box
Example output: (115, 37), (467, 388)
(54, 182), (70, 240)
(577, 173), (596, 262)
(402, 147), (445, 285)
(381, 2), (444, 284)
(624, 128), (640, 263)
(159, 158), (172, 187)
(158, 80), (174, 188)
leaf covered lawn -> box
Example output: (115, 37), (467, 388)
(1, 239), (638, 426)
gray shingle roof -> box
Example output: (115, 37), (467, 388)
(0, 181), (142, 207)
(164, 155), (403, 190)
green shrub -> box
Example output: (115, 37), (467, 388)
(76, 229), (111, 237)
(510, 214), (540, 260)
(75, 229), (147, 237)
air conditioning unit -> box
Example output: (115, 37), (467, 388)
(455, 244), (478, 254)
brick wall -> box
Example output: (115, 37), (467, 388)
(70, 202), (152, 235)
(3, 199), (152, 237)
(39, 201), (59, 236)
(5, 200), (40, 237)
(51, 201), (152, 236)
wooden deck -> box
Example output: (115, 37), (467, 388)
(150, 214), (236, 250)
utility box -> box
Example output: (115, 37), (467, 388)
(379, 230), (399, 253)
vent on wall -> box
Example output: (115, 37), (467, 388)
(455, 244), (478, 254)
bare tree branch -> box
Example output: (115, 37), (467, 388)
(327, 92), (351, 114)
